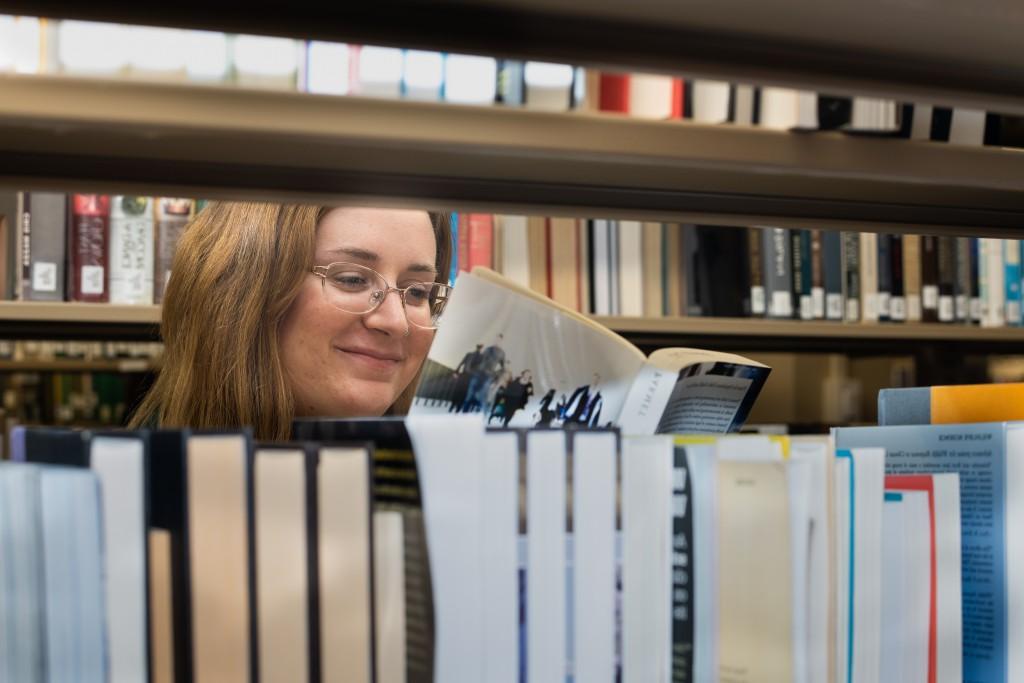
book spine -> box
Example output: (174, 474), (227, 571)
(842, 232), (861, 322)
(467, 214), (494, 270)
(1004, 239), (1022, 326)
(859, 231), (879, 323)
(791, 229), (811, 320)
(903, 235), (923, 322)
(982, 237), (1006, 327)
(598, 73), (629, 113)
(590, 219), (611, 315)
(457, 214), (471, 274)
(23, 192), (67, 302)
(810, 229), (825, 319)
(921, 236), (940, 322)
(969, 237), (982, 324)
(823, 230), (843, 320)
(889, 234), (906, 322)
(18, 191), (29, 300)
(876, 233), (892, 322)
(153, 198), (193, 304)
(671, 447), (695, 681)
(764, 227), (792, 319)
(936, 236), (957, 323)
(109, 196), (155, 305)
(68, 194), (111, 303)
(955, 237), (972, 323)
(747, 227), (765, 317)
(682, 225), (701, 316)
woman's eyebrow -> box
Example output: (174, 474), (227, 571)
(326, 247), (436, 274)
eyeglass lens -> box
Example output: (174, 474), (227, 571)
(321, 263), (448, 328)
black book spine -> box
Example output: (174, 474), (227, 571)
(671, 446), (695, 682)
(955, 237), (972, 323)
(970, 238), (982, 324)
(937, 236), (957, 323)
(877, 234), (892, 322)
(842, 232), (861, 322)
(921, 236), (940, 322)
(890, 235), (906, 322)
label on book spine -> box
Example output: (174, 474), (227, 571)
(890, 296), (906, 321)
(800, 295), (813, 321)
(878, 292), (891, 318)
(970, 297), (983, 322)
(32, 262), (56, 292)
(811, 287), (825, 319)
(771, 290), (793, 318)
(1007, 301), (1022, 325)
(907, 294), (922, 321)
(956, 295), (969, 322)
(845, 298), (860, 322)
(923, 285), (939, 309)
(939, 296), (955, 322)
(750, 286), (766, 315)
(826, 293), (843, 320)
(81, 265), (105, 295)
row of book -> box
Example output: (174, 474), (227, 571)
(0, 192), (203, 304)
(465, 213), (1024, 325)
(0, 339), (163, 363)
(2, 16), (1023, 148)
(3, 400), (1024, 683)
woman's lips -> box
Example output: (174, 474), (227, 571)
(335, 346), (403, 371)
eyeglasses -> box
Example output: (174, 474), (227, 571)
(312, 261), (452, 330)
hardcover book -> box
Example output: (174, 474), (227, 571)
(411, 267), (770, 435)
(67, 194), (111, 302)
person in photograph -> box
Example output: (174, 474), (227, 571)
(461, 332), (506, 413)
(129, 203), (453, 440)
(563, 372), (602, 426)
(498, 369), (534, 428)
(450, 343), (485, 412)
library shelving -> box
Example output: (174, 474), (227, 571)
(7, 0), (1024, 112)
(0, 302), (160, 340)
(0, 75), (1023, 232)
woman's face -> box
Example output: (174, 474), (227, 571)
(280, 207), (438, 417)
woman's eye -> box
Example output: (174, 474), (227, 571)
(404, 285), (431, 304)
(331, 273), (371, 290)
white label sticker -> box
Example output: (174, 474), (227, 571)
(878, 292), (891, 317)
(923, 285), (939, 309)
(31, 261), (57, 292)
(955, 295), (969, 321)
(800, 295), (813, 320)
(939, 296), (955, 322)
(864, 293), (879, 320)
(811, 287), (825, 318)
(771, 290), (793, 318)
(81, 265), (105, 295)
(907, 294), (922, 321)
(846, 298), (860, 322)
(970, 298), (983, 321)
(750, 286), (766, 315)
(1008, 301), (1022, 325)
(890, 296), (907, 321)
(826, 293), (843, 320)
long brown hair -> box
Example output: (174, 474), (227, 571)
(129, 202), (453, 440)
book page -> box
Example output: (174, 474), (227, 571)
(413, 270), (646, 429)
(619, 349), (770, 435)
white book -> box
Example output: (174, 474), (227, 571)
(618, 220), (644, 316)
(407, 415), (486, 683)
(355, 46), (402, 98)
(479, 431), (520, 683)
(622, 435), (673, 683)
(628, 73), (675, 119)
(0, 16), (41, 74)
(983, 237), (1006, 327)
(185, 30), (230, 82)
(402, 50), (443, 101)
(232, 35), (300, 89)
(690, 80), (731, 123)
(126, 26), (187, 80)
(444, 54), (497, 105)
(40, 466), (107, 682)
(317, 446), (374, 683)
(759, 87), (818, 130)
(572, 431), (618, 683)
(591, 219), (613, 315)
(496, 215), (531, 289)
(0, 464), (45, 682)
(732, 85), (757, 125)
(58, 20), (128, 75)
(254, 447), (310, 683)
(109, 196), (155, 304)
(305, 41), (350, 95)
(524, 61), (573, 111)
(933, 474), (964, 683)
(526, 430), (568, 683)
(849, 97), (900, 132)
(374, 511), (406, 683)
(90, 435), (149, 683)
(948, 108), (987, 146)
(910, 104), (934, 141)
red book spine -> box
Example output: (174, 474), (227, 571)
(68, 194), (111, 302)
(598, 73), (630, 113)
(467, 214), (494, 270)
(671, 78), (685, 118)
(457, 213), (471, 274)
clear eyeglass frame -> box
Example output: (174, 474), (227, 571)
(312, 261), (452, 330)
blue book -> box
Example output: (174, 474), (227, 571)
(1004, 239), (1022, 326)
(834, 421), (1024, 683)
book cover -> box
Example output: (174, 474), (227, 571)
(1004, 240), (1022, 326)
(843, 232), (861, 322)
(524, 61), (573, 111)
(411, 267), (770, 435)
(21, 192), (67, 301)
(748, 227), (766, 317)
(904, 235), (923, 322)
(154, 198), (193, 304)
(937, 236), (957, 323)
(763, 227), (793, 319)
(921, 236), (940, 323)
(810, 229), (825, 319)
(834, 422), (1024, 683)
(67, 194), (111, 302)
(860, 232), (879, 323)
(109, 196), (155, 305)
(548, 217), (579, 311)
(879, 383), (1024, 425)
(598, 72), (629, 113)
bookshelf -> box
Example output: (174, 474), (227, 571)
(0, 302), (160, 340)
(1, 75), (1023, 233)
(7, 1), (1024, 112)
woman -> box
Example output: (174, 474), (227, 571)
(129, 202), (453, 440)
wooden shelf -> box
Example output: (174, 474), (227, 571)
(0, 302), (160, 340)
(1, 75), (1023, 233)
(0, 358), (158, 372)
(6, 1), (1024, 113)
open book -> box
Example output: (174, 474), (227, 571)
(411, 267), (770, 434)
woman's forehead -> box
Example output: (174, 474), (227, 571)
(316, 207), (436, 262)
